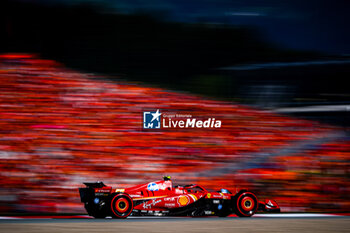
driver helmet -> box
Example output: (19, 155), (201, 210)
(220, 188), (229, 193)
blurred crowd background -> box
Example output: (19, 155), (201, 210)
(0, 54), (348, 214)
(0, 0), (349, 214)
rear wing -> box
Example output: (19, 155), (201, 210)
(83, 182), (106, 188)
(79, 182), (108, 202)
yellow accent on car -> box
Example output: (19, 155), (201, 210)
(115, 189), (125, 192)
(189, 194), (198, 201)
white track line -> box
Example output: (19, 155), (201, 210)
(0, 216), (20, 219)
(253, 213), (338, 217)
(0, 213), (345, 220)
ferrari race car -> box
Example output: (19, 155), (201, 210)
(79, 176), (280, 218)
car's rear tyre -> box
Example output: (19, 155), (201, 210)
(84, 203), (107, 218)
(110, 193), (133, 218)
(234, 192), (258, 217)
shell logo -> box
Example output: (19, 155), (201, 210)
(178, 195), (189, 206)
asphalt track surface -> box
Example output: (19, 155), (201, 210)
(1, 215), (349, 233)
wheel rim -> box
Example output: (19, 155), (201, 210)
(115, 198), (129, 213)
(241, 196), (254, 211)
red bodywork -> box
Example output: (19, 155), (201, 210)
(80, 178), (280, 218)
(126, 180), (227, 211)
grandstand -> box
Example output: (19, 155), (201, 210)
(0, 54), (348, 213)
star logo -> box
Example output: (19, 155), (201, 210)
(143, 109), (162, 129)
(151, 109), (162, 122)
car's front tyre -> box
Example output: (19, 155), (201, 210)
(233, 191), (258, 217)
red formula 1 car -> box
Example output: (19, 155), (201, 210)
(78, 176), (280, 218)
